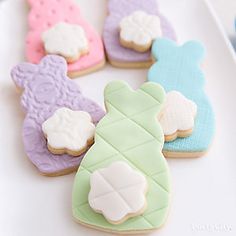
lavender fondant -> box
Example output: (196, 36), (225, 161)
(103, 0), (176, 63)
(11, 55), (105, 176)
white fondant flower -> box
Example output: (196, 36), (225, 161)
(42, 22), (89, 62)
(88, 161), (148, 224)
(42, 107), (95, 155)
(119, 11), (162, 52)
(159, 91), (197, 137)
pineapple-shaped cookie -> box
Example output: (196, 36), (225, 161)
(72, 81), (171, 234)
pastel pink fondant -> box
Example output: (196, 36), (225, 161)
(26, 0), (104, 75)
(11, 55), (105, 175)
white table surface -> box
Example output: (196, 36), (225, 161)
(0, 0), (236, 236)
(209, 0), (236, 49)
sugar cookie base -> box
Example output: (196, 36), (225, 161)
(47, 138), (94, 157)
(120, 37), (151, 53)
(74, 217), (157, 235)
(74, 196), (170, 235)
(62, 51), (88, 63)
(40, 165), (79, 177)
(68, 59), (106, 78)
(92, 202), (147, 225)
(108, 57), (153, 69)
(164, 129), (193, 142)
(163, 150), (206, 158)
(45, 49), (89, 64)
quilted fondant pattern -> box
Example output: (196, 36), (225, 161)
(148, 39), (215, 156)
(11, 55), (105, 176)
(72, 81), (171, 234)
(26, 0), (105, 76)
(103, 0), (176, 64)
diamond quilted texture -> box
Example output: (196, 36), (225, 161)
(72, 81), (171, 234)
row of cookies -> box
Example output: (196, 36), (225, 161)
(10, 0), (215, 234)
(11, 38), (215, 172)
(26, 0), (176, 76)
(11, 56), (171, 233)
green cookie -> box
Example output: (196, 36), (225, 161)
(72, 81), (171, 234)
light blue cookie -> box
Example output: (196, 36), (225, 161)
(148, 39), (214, 157)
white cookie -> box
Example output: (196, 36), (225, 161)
(88, 161), (148, 224)
(159, 91), (197, 142)
(119, 11), (162, 52)
(42, 107), (95, 156)
(42, 22), (89, 63)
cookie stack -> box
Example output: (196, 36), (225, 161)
(11, 0), (214, 234)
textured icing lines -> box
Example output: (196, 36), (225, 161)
(103, 101), (162, 145)
(90, 133), (168, 196)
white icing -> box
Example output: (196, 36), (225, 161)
(88, 161), (147, 224)
(119, 11), (162, 47)
(42, 22), (89, 60)
(159, 91), (197, 135)
(42, 107), (95, 152)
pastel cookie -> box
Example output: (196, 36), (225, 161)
(119, 11), (162, 53)
(73, 81), (171, 234)
(148, 39), (215, 157)
(42, 22), (89, 63)
(88, 161), (148, 225)
(26, 0), (105, 78)
(103, 0), (176, 68)
(42, 108), (95, 156)
(11, 55), (105, 176)
(159, 91), (197, 142)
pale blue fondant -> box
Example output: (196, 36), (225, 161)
(148, 38), (214, 153)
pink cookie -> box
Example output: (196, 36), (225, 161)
(26, 0), (105, 78)
(11, 55), (105, 176)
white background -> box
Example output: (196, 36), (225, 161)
(0, 0), (236, 235)
(209, 0), (236, 49)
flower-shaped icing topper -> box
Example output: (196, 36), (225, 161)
(42, 22), (89, 63)
(88, 161), (148, 224)
(119, 11), (162, 52)
(42, 107), (95, 156)
(159, 91), (197, 142)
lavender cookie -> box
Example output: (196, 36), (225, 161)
(103, 0), (176, 68)
(11, 55), (105, 176)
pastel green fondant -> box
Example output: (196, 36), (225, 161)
(72, 81), (171, 234)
